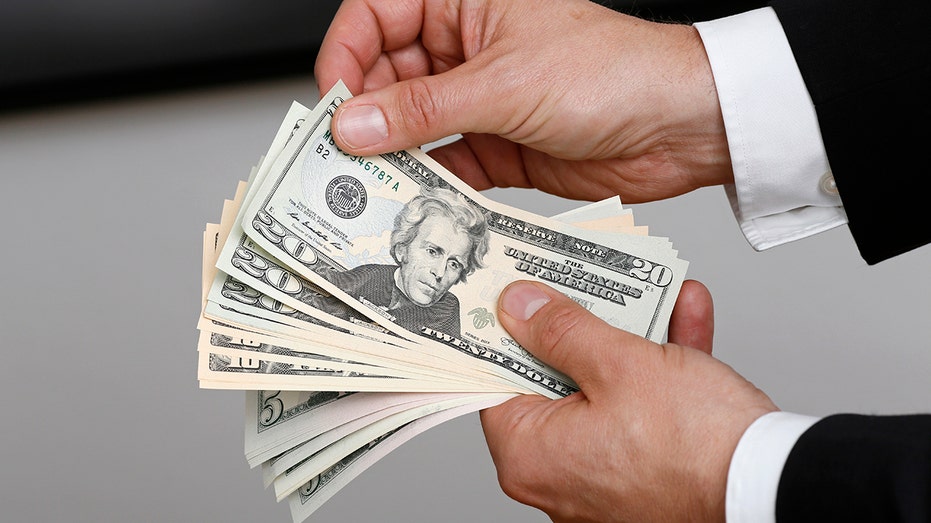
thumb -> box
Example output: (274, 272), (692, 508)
(330, 60), (510, 155)
(498, 280), (652, 394)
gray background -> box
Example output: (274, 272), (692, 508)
(1, 3), (929, 522)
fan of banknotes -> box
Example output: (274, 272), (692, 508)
(197, 81), (688, 522)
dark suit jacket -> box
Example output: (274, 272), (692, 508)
(776, 414), (931, 522)
(753, 2), (931, 519)
(769, 0), (931, 265)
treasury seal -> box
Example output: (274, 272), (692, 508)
(325, 175), (367, 219)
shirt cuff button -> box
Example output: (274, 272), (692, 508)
(819, 172), (839, 195)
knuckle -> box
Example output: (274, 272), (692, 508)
(498, 473), (531, 504)
(397, 79), (442, 131)
(485, 401), (544, 504)
(533, 304), (587, 368)
(495, 458), (537, 506)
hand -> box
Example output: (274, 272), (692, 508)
(315, 0), (733, 203)
(479, 280), (778, 523)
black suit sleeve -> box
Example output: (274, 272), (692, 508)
(767, 0), (931, 264)
(776, 414), (931, 522)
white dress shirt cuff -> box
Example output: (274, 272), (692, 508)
(695, 8), (847, 251)
(726, 411), (821, 523)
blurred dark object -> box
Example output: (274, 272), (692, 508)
(0, 0), (765, 112)
(0, 0), (341, 111)
(610, 0), (768, 23)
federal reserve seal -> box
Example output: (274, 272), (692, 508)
(325, 175), (367, 219)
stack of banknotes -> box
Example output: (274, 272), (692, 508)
(197, 81), (688, 522)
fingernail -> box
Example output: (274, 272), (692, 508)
(336, 104), (388, 148)
(501, 282), (551, 321)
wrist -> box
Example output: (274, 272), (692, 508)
(676, 24), (735, 189)
(695, 405), (780, 523)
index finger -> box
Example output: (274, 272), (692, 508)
(315, 0), (428, 95)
